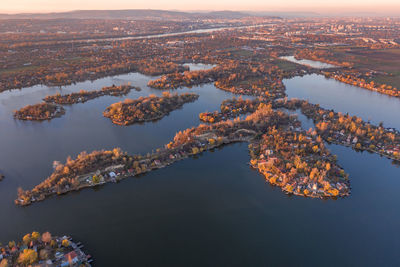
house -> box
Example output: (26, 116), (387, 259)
(312, 183), (318, 191)
(55, 251), (64, 259)
(62, 251), (78, 266)
(109, 172), (117, 178)
(265, 149), (273, 155)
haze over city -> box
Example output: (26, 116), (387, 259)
(1, 0), (399, 14)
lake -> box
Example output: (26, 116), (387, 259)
(183, 63), (216, 71)
(0, 68), (399, 266)
(281, 56), (337, 69)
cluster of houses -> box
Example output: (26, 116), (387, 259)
(299, 101), (400, 161)
(249, 128), (351, 199)
(0, 234), (91, 267)
(326, 130), (400, 160)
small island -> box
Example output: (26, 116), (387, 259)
(0, 173), (4, 182)
(14, 103), (65, 121)
(103, 92), (199, 125)
(0, 231), (91, 266)
(44, 84), (140, 104)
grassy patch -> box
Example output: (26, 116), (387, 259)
(273, 59), (301, 71)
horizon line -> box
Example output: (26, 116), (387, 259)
(0, 8), (399, 16)
(0, 8), (400, 17)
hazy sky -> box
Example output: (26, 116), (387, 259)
(1, 0), (399, 13)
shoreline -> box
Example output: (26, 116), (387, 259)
(16, 136), (251, 206)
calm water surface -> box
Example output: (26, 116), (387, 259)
(183, 63), (216, 71)
(281, 56), (337, 69)
(0, 68), (399, 266)
(284, 74), (400, 129)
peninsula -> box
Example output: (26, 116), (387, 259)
(16, 105), (297, 205)
(43, 84), (139, 104)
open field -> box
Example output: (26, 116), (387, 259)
(331, 48), (400, 88)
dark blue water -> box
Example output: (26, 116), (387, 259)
(0, 69), (399, 266)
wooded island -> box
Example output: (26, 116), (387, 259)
(103, 92), (199, 125)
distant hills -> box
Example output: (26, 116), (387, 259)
(0, 9), (397, 20)
(0, 9), (259, 20)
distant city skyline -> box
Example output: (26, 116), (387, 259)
(1, 0), (399, 14)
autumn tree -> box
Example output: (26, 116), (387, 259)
(41, 232), (52, 244)
(31, 232), (40, 241)
(62, 239), (69, 247)
(22, 234), (31, 245)
(18, 249), (38, 266)
(0, 259), (9, 267)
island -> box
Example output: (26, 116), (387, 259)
(0, 231), (91, 266)
(43, 84), (140, 104)
(14, 103), (65, 121)
(103, 92), (199, 125)
(0, 173), (4, 182)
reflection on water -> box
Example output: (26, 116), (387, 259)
(34, 24), (270, 46)
(0, 69), (399, 266)
(280, 56), (337, 69)
(183, 63), (216, 71)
